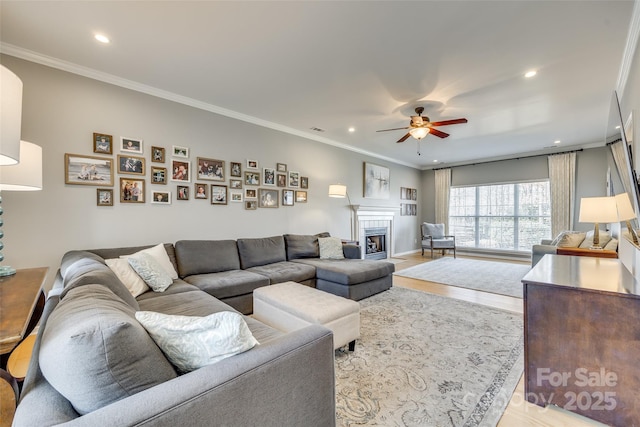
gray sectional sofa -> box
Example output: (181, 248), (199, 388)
(13, 234), (393, 426)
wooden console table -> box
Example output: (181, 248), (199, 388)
(522, 255), (639, 426)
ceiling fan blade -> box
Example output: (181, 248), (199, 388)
(397, 132), (411, 143)
(429, 128), (450, 138)
(429, 118), (468, 126)
(376, 126), (410, 132)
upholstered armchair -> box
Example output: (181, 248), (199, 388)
(421, 222), (456, 258)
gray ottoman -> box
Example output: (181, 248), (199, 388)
(253, 282), (360, 351)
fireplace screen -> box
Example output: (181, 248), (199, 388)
(364, 227), (387, 260)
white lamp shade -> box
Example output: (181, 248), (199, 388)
(409, 127), (429, 140)
(0, 141), (42, 191)
(615, 193), (636, 221)
(579, 196), (619, 223)
(328, 184), (347, 198)
(1, 65), (23, 165)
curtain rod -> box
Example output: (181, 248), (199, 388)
(606, 138), (623, 146)
(433, 148), (584, 170)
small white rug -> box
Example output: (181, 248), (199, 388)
(394, 258), (531, 298)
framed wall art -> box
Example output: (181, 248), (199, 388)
(295, 190), (308, 203)
(282, 189), (294, 206)
(121, 137), (143, 154)
(96, 188), (113, 206)
(171, 160), (190, 182)
(151, 166), (167, 184)
(211, 185), (228, 205)
(118, 154), (145, 175)
(246, 159), (259, 169)
(364, 162), (390, 199)
(151, 146), (165, 163)
(194, 183), (208, 199)
(245, 188), (257, 199)
(230, 162), (242, 177)
(120, 178), (145, 203)
(277, 173), (287, 187)
(93, 133), (112, 154)
(277, 163), (287, 172)
(263, 168), (276, 186)
(230, 192), (243, 202)
(300, 176), (309, 189)
(259, 188), (279, 208)
(244, 171), (260, 186)
(151, 191), (171, 204)
(197, 157), (225, 181)
(230, 179), (243, 189)
(65, 153), (114, 186)
(245, 200), (257, 210)
(177, 185), (190, 200)
(172, 145), (189, 158)
(288, 171), (300, 188)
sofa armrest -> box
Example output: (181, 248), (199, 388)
(35, 325), (335, 427)
(531, 244), (557, 267)
(342, 244), (361, 259)
(540, 239), (554, 245)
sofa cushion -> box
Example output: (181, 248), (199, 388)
(39, 285), (177, 415)
(246, 261), (316, 284)
(237, 236), (287, 269)
(604, 238), (619, 251)
(293, 259), (394, 285)
(318, 237), (345, 260)
(175, 240), (241, 276)
(284, 234), (320, 260)
(135, 311), (258, 373)
(183, 270), (269, 299)
(88, 243), (179, 278)
(579, 230), (612, 249)
(553, 231), (586, 248)
(128, 253), (174, 292)
(105, 258), (150, 297)
(135, 280), (200, 301)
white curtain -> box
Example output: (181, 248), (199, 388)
(548, 152), (576, 237)
(434, 168), (451, 232)
(610, 141), (634, 198)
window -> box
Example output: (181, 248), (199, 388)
(449, 181), (551, 251)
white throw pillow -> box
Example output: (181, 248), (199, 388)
(135, 311), (258, 373)
(579, 230), (612, 249)
(120, 244), (178, 280)
(556, 232), (586, 248)
(318, 237), (345, 260)
(105, 258), (150, 297)
(604, 238), (618, 251)
(127, 253), (173, 292)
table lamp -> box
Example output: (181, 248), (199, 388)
(615, 192), (639, 245)
(578, 196), (619, 249)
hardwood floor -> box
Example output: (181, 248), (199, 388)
(391, 252), (605, 427)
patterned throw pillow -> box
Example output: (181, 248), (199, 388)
(135, 311), (258, 373)
(105, 258), (150, 297)
(127, 253), (173, 292)
(556, 232), (586, 248)
(120, 243), (179, 280)
(318, 237), (345, 260)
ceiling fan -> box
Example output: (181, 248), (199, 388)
(377, 107), (468, 143)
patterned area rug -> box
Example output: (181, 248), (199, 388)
(335, 287), (523, 427)
(393, 258), (530, 298)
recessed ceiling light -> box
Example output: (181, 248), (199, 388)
(94, 34), (110, 44)
(348, 127), (355, 133)
(554, 140), (561, 144)
(433, 160), (438, 163)
(524, 70), (537, 78)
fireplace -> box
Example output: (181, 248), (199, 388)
(364, 227), (387, 260)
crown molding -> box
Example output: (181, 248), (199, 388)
(616, 0), (640, 98)
(0, 43), (420, 170)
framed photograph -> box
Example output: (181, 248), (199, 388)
(300, 176), (309, 189)
(65, 153), (113, 186)
(295, 190), (308, 203)
(400, 187), (408, 200)
(282, 189), (294, 206)
(412, 188), (418, 201)
(288, 171), (300, 188)
(230, 192), (243, 202)
(151, 191), (171, 204)
(259, 188), (279, 208)
(197, 157), (225, 181)
(211, 185), (228, 205)
(364, 162), (390, 199)
(244, 171), (260, 186)
(177, 185), (190, 200)
(263, 168), (276, 186)
(245, 200), (257, 210)
(230, 161), (242, 177)
(117, 154), (145, 175)
(96, 188), (113, 206)
(194, 183), (208, 199)
(151, 166), (167, 184)
(246, 159), (259, 169)
(230, 179), (243, 189)
(151, 146), (165, 163)
(171, 160), (190, 182)
(277, 163), (287, 172)
(121, 137), (143, 154)
(277, 173), (287, 187)
(93, 133), (112, 154)
(172, 145), (189, 158)
(245, 188), (257, 199)
(120, 178), (145, 203)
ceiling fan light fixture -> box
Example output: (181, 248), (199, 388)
(409, 127), (429, 140)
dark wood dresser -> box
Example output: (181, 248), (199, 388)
(522, 254), (640, 426)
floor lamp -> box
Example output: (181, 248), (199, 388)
(0, 141), (43, 276)
(329, 184), (355, 241)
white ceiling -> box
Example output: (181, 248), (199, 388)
(1, 1), (638, 169)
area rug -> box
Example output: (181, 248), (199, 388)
(393, 258), (530, 298)
(335, 286), (523, 427)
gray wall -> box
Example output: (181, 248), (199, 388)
(1, 55), (422, 289)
